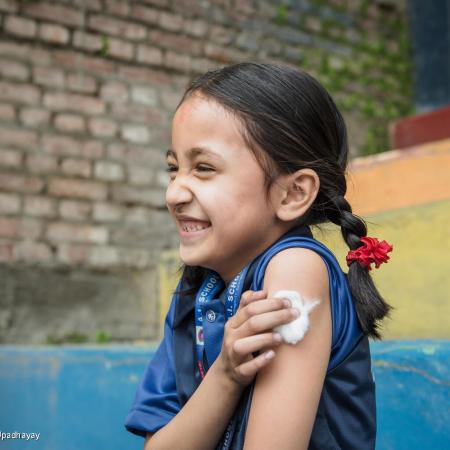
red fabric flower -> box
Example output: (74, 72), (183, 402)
(346, 237), (393, 271)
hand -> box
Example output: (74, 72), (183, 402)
(216, 289), (299, 387)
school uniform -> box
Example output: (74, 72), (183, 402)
(124, 225), (376, 449)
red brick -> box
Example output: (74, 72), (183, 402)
(26, 154), (58, 174)
(164, 51), (191, 72)
(0, 81), (40, 105)
(61, 158), (91, 178)
(67, 73), (97, 94)
(0, 127), (38, 149)
(129, 4), (159, 24)
(24, 195), (56, 218)
(41, 134), (79, 157)
(56, 242), (89, 265)
(0, 60), (29, 81)
(20, 108), (50, 128)
(39, 22), (70, 44)
(92, 202), (123, 222)
(48, 177), (107, 200)
(120, 124), (151, 144)
(0, 0), (19, 13)
(100, 81), (129, 103)
(0, 149), (22, 168)
(107, 142), (165, 165)
(136, 45), (163, 66)
(53, 51), (116, 77)
(59, 199), (91, 221)
(88, 117), (118, 138)
(111, 103), (167, 125)
(47, 222), (108, 244)
(0, 217), (42, 239)
(0, 104), (15, 121)
(0, 241), (14, 263)
(111, 185), (165, 207)
(105, 0), (130, 16)
(118, 65), (171, 86)
(0, 173), (44, 193)
(94, 160), (124, 181)
(160, 89), (183, 110)
(44, 92), (106, 115)
(22, 2), (83, 27)
(0, 41), (28, 59)
(28, 47), (52, 66)
(159, 12), (184, 32)
(4, 15), (37, 38)
(149, 30), (202, 55)
(89, 14), (147, 40)
(124, 205), (152, 224)
(0, 192), (21, 214)
(15, 241), (53, 263)
(73, 30), (102, 52)
(127, 165), (153, 186)
(54, 114), (86, 133)
(130, 86), (158, 106)
(108, 38), (134, 60)
(33, 66), (65, 88)
(184, 19), (208, 38)
(80, 140), (105, 159)
(191, 57), (217, 74)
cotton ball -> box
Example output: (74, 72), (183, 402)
(273, 290), (320, 345)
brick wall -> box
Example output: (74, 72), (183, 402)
(0, 0), (412, 343)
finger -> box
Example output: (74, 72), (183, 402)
(243, 307), (299, 336)
(239, 290), (266, 308)
(233, 297), (291, 329)
(236, 350), (276, 379)
(233, 332), (282, 356)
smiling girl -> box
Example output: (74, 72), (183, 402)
(125, 63), (393, 450)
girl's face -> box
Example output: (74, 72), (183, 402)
(166, 94), (287, 283)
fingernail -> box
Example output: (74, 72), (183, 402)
(291, 308), (300, 317)
(273, 333), (282, 342)
(265, 350), (275, 360)
(283, 299), (291, 307)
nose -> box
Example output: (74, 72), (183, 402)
(165, 174), (193, 209)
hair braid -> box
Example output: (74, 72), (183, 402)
(324, 195), (393, 339)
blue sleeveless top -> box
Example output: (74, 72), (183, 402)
(124, 225), (376, 449)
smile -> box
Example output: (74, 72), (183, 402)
(179, 220), (211, 238)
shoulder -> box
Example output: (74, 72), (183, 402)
(263, 246), (329, 300)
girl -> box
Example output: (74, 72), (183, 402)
(125, 63), (393, 450)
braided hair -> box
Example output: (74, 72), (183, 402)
(174, 62), (392, 339)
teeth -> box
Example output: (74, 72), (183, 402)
(182, 223), (210, 232)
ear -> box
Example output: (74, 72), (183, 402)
(273, 169), (320, 222)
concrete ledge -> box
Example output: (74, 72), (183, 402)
(0, 341), (448, 449)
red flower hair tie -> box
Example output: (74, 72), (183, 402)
(346, 236), (393, 271)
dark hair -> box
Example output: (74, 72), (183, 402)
(173, 62), (392, 340)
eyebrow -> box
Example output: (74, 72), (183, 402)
(166, 147), (224, 161)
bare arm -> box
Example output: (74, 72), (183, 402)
(243, 248), (332, 450)
(144, 358), (245, 450)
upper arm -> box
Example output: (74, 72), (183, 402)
(143, 432), (154, 450)
(243, 248), (332, 450)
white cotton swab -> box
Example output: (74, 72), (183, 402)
(273, 290), (321, 344)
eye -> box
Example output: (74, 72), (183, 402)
(196, 165), (214, 172)
(166, 164), (214, 173)
(165, 164), (178, 173)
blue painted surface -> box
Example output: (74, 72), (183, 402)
(0, 340), (448, 450)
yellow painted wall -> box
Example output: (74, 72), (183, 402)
(158, 140), (450, 339)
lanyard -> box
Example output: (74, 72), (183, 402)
(195, 266), (250, 380)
